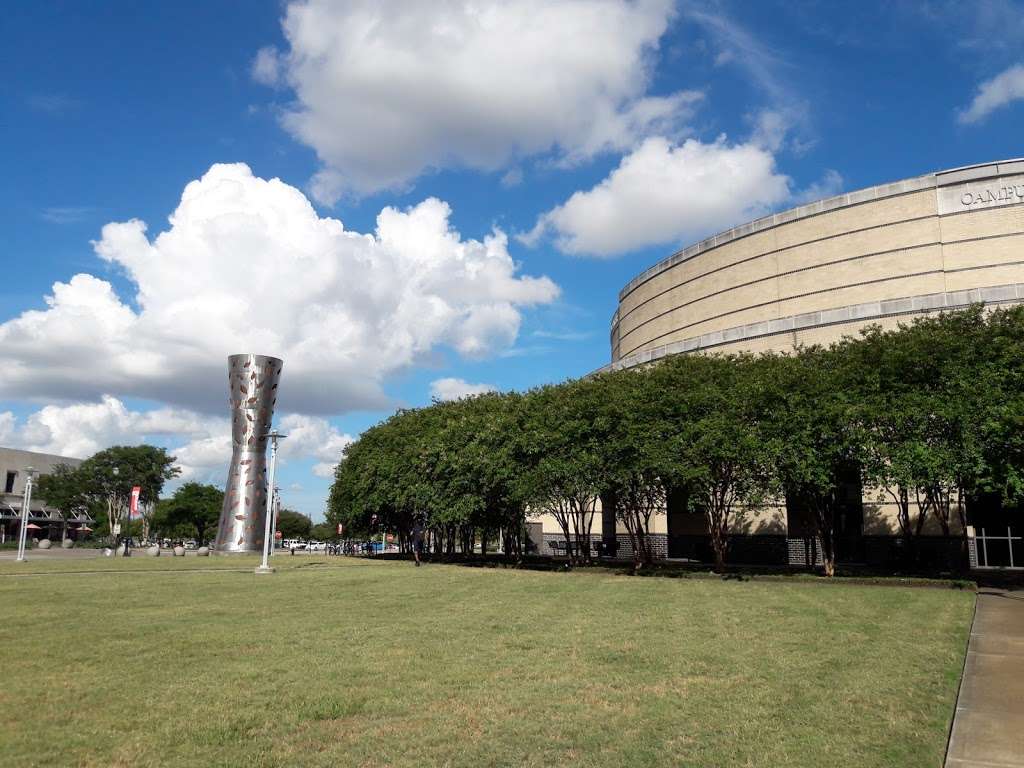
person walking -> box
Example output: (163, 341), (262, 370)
(411, 515), (426, 566)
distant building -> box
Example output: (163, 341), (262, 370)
(0, 447), (90, 543)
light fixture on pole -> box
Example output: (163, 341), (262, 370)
(16, 467), (35, 563)
(255, 429), (286, 575)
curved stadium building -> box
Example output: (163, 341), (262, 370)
(605, 158), (1024, 371)
(536, 159), (1024, 569)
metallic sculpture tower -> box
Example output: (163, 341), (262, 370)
(214, 354), (283, 553)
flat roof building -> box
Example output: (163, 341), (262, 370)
(0, 446), (87, 543)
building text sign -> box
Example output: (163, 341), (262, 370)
(938, 174), (1024, 215)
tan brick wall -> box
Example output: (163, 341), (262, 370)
(613, 191), (1024, 360)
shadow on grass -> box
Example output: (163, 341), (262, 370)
(365, 552), (980, 590)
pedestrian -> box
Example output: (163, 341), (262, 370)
(411, 514), (425, 566)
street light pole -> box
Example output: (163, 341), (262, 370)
(256, 429), (286, 575)
(112, 462), (121, 552)
(269, 486), (280, 557)
(16, 467), (35, 563)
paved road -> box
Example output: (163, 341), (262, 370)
(946, 588), (1024, 768)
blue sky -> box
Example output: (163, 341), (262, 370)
(2, 0), (1022, 519)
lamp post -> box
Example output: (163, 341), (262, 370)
(111, 466), (131, 556)
(269, 486), (281, 557)
(16, 467), (35, 563)
(256, 429), (286, 574)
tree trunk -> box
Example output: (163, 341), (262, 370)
(706, 506), (728, 573)
(822, 554), (836, 577)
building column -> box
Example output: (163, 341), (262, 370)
(599, 488), (617, 556)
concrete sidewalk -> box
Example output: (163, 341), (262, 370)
(946, 588), (1024, 768)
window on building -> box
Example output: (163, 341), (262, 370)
(4, 471), (17, 494)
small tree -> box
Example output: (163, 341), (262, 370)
(519, 380), (610, 563)
(310, 522), (336, 541)
(75, 446), (180, 545)
(655, 354), (776, 572)
(277, 509), (312, 539)
(850, 309), (993, 563)
(767, 348), (867, 576)
(35, 464), (91, 538)
(158, 483), (223, 545)
(980, 305), (1024, 511)
(598, 367), (668, 569)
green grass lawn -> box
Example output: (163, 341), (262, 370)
(0, 557), (973, 768)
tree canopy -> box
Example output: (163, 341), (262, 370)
(154, 482), (223, 544)
(277, 509), (312, 539)
(327, 305), (1024, 574)
(36, 445), (180, 543)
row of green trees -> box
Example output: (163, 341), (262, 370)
(327, 306), (1024, 575)
(38, 443), (322, 546)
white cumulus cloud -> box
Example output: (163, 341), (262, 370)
(429, 377), (497, 401)
(278, 414), (354, 478)
(0, 412), (15, 445)
(0, 396), (228, 480)
(0, 163), (558, 415)
(12, 395), (217, 461)
(254, 0), (698, 200)
(958, 63), (1024, 124)
(521, 135), (792, 257)
(0, 396), (354, 486)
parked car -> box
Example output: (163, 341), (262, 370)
(307, 540), (325, 551)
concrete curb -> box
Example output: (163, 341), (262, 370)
(944, 593), (979, 767)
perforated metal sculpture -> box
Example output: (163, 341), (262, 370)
(213, 354), (283, 553)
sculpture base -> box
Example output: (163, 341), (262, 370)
(254, 565), (275, 575)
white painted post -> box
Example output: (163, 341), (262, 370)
(16, 468), (34, 563)
(256, 430), (285, 574)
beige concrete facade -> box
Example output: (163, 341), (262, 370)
(607, 160), (1024, 368)
(0, 447), (85, 542)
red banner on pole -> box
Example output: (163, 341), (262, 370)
(337, 523), (344, 535)
(129, 486), (141, 519)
